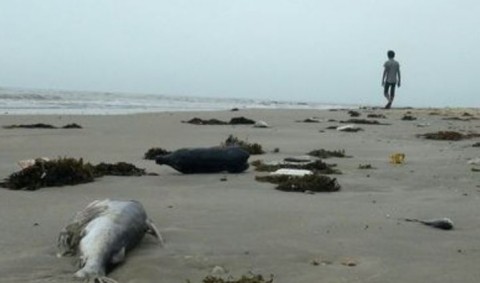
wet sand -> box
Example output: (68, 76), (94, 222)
(0, 107), (479, 283)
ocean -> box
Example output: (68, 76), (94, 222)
(0, 87), (348, 115)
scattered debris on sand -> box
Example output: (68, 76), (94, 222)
(1, 158), (147, 190)
(183, 117), (256, 125)
(308, 149), (348, 158)
(222, 135), (265, 155)
(200, 274), (274, 283)
(256, 174), (340, 193)
(3, 123), (83, 129)
(144, 147), (171, 160)
(418, 131), (480, 141)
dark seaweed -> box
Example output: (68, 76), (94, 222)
(418, 131), (480, 141)
(308, 149), (348, 158)
(229, 117), (256, 125)
(94, 162), (146, 176)
(144, 147), (171, 160)
(223, 135), (265, 155)
(202, 274), (273, 283)
(256, 174), (340, 193)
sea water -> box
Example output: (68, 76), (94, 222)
(0, 87), (347, 115)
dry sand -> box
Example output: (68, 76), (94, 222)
(0, 108), (479, 283)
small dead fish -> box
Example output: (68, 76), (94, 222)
(403, 217), (454, 230)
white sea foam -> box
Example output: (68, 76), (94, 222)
(0, 87), (350, 115)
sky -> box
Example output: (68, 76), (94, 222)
(0, 0), (479, 107)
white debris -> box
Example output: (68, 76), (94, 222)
(254, 120), (270, 128)
(270, 169), (313, 176)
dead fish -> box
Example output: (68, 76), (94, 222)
(403, 217), (454, 230)
(58, 199), (163, 283)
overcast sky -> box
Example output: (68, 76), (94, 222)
(1, 1), (478, 107)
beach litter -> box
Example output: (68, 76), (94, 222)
(403, 217), (454, 230)
(390, 153), (406, 164)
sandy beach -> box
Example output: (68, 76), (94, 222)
(1, 107), (479, 283)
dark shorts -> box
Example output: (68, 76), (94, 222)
(384, 82), (396, 96)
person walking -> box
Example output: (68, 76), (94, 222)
(382, 50), (401, 109)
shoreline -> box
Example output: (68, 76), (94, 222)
(1, 107), (479, 282)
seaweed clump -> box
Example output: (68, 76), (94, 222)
(340, 119), (388, 125)
(3, 123), (82, 129)
(144, 147), (171, 160)
(418, 131), (478, 141)
(3, 123), (57, 129)
(401, 115), (417, 121)
(1, 158), (147, 190)
(473, 142), (480, 147)
(94, 162), (146, 176)
(367, 114), (386, 119)
(256, 174), (340, 193)
(308, 149), (348, 158)
(1, 158), (95, 190)
(184, 118), (227, 125)
(229, 117), (255, 125)
(222, 135), (265, 155)
(183, 116), (256, 125)
(348, 110), (361, 117)
(201, 274), (273, 283)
